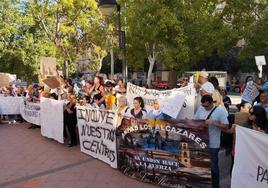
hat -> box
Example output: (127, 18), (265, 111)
(200, 71), (209, 78)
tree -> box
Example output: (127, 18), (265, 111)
(220, 0), (268, 73)
(121, 0), (188, 85)
(0, 0), (56, 81)
(27, 0), (111, 77)
(121, 0), (239, 85)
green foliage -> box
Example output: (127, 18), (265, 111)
(27, 0), (110, 74)
(120, 0), (240, 73)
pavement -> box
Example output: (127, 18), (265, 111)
(0, 122), (232, 188)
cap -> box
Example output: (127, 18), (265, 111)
(200, 71), (209, 78)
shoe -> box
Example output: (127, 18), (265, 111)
(12, 120), (16, 124)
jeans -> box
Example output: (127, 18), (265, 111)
(209, 148), (220, 188)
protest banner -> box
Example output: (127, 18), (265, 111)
(117, 118), (211, 188)
(40, 98), (64, 143)
(0, 96), (22, 115)
(77, 106), (117, 168)
(241, 81), (260, 103)
(20, 99), (41, 125)
(126, 83), (186, 119)
(231, 126), (268, 188)
(40, 57), (58, 78)
(174, 84), (196, 119)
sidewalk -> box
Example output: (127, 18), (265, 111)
(0, 123), (230, 188)
(0, 123), (157, 188)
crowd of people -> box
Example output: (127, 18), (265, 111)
(1, 71), (268, 188)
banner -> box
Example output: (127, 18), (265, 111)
(126, 83), (186, 119)
(77, 106), (117, 168)
(174, 84), (196, 119)
(20, 99), (41, 125)
(40, 98), (64, 143)
(40, 57), (58, 78)
(241, 81), (260, 103)
(0, 96), (22, 115)
(117, 118), (211, 187)
(231, 126), (268, 188)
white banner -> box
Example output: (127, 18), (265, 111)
(174, 84), (196, 119)
(20, 99), (41, 125)
(40, 98), (64, 144)
(0, 96), (22, 115)
(77, 106), (117, 168)
(126, 83), (186, 119)
(231, 126), (268, 188)
(242, 81), (260, 103)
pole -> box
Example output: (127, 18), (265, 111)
(117, 5), (127, 82)
(110, 48), (114, 79)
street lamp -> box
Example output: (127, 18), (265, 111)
(99, 0), (127, 82)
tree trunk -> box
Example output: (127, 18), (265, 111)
(147, 57), (155, 86)
(63, 60), (69, 79)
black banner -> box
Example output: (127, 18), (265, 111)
(117, 118), (211, 188)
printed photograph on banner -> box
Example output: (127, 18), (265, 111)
(117, 118), (211, 188)
(126, 83), (187, 119)
(77, 106), (117, 168)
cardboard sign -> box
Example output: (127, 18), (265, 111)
(0, 73), (11, 87)
(43, 76), (64, 89)
(40, 57), (58, 78)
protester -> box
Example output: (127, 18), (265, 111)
(177, 77), (189, 88)
(222, 90), (232, 113)
(196, 71), (215, 97)
(16, 86), (27, 97)
(249, 106), (268, 134)
(103, 81), (116, 110)
(209, 77), (224, 108)
(126, 96), (147, 119)
(241, 75), (253, 93)
(87, 76), (104, 96)
(114, 78), (126, 99)
(254, 91), (268, 118)
(234, 101), (252, 128)
(81, 95), (91, 107)
(92, 94), (105, 109)
(194, 95), (229, 188)
(115, 96), (129, 127)
(64, 95), (78, 147)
